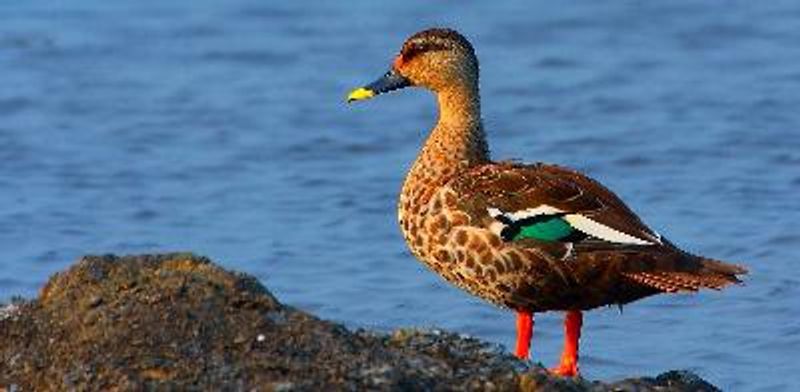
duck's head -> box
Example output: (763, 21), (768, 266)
(347, 28), (478, 103)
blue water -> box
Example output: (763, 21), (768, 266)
(1, 2), (798, 390)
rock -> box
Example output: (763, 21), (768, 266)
(0, 253), (721, 391)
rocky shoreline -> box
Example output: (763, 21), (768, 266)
(0, 254), (720, 391)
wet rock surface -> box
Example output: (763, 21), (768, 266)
(0, 254), (721, 391)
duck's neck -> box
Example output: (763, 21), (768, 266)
(408, 83), (490, 187)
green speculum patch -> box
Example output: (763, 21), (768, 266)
(511, 216), (575, 242)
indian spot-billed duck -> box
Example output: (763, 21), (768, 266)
(347, 28), (747, 376)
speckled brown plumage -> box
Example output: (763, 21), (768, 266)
(401, 159), (747, 312)
(349, 27), (747, 373)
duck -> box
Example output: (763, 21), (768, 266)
(346, 28), (747, 376)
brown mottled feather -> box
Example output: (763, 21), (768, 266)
(401, 160), (748, 312)
(448, 162), (663, 245)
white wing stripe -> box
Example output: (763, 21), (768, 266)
(564, 214), (654, 245)
(487, 207), (504, 218)
(487, 205), (564, 221)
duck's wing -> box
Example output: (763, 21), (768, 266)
(448, 162), (663, 247)
(445, 162), (746, 294)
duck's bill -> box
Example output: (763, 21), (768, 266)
(347, 70), (411, 103)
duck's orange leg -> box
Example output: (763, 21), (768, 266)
(550, 310), (583, 376)
(514, 310), (534, 360)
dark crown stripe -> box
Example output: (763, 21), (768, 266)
(400, 27), (476, 61)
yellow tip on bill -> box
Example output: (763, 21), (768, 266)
(347, 87), (375, 103)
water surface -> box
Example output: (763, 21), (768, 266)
(1, 2), (798, 390)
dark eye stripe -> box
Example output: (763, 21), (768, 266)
(401, 42), (450, 60)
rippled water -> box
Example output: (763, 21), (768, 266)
(1, 2), (798, 390)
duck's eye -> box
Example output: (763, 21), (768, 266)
(402, 42), (448, 62)
(403, 44), (431, 60)
(402, 44), (425, 59)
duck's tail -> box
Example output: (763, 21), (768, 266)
(623, 254), (748, 293)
